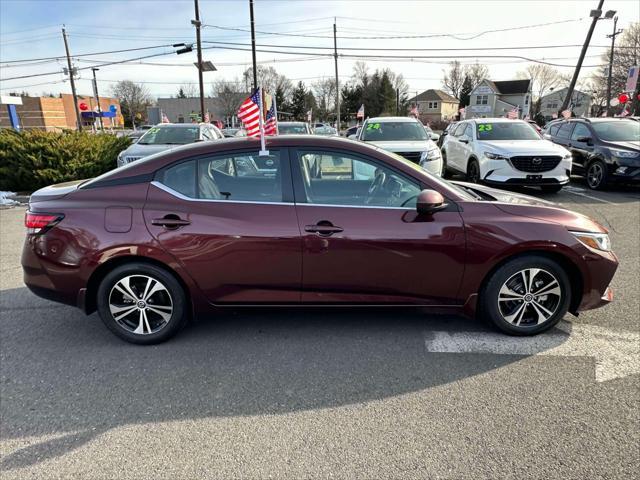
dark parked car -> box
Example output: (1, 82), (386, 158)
(23, 136), (617, 344)
(437, 122), (457, 148)
(544, 118), (640, 189)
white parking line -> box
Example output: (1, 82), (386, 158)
(563, 186), (618, 205)
(424, 321), (639, 382)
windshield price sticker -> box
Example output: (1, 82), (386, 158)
(366, 123), (381, 130)
(478, 124), (493, 133)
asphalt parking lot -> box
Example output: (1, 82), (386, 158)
(1, 181), (638, 479)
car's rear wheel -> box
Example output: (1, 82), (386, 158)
(586, 160), (608, 190)
(479, 255), (570, 335)
(541, 185), (563, 193)
(467, 158), (480, 183)
(97, 263), (187, 344)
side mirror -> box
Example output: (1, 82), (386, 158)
(576, 136), (592, 145)
(416, 189), (447, 215)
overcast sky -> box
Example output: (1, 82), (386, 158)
(1, 0), (639, 99)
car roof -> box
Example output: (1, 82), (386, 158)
(366, 116), (420, 123)
(279, 121), (308, 125)
(152, 123), (207, 129)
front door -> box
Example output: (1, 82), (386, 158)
(568, 122), (593, 174)
(144, 149), (302, 304)
(291, 148), (467, 305)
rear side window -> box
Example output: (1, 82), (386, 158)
(157, 151), (283, 203)
(557, 123), (574, 139)
(571, 123), (591, 141)
(161, 160), (196, 198)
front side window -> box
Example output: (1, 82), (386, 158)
(297, 151), (421, 208)
(570, 123), (591, 141)
(158, 151), (283, 202)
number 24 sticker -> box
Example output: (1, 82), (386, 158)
(478, 124), (493, 132)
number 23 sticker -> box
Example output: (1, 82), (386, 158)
(478, 124), (493, 132)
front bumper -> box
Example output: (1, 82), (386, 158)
(481, 156), (571, 186)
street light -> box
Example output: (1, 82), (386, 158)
(173, 43), (193, 55)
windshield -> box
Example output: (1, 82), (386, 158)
(362, 121), (428, 141)
(475, 122), (541, 141)
(591, 121), (640, 142)
(138, 126), (199, 145)
(279, 124), (308, 134)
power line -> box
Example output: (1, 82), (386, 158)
(1, 43), (177, 64)
(202, 18), (587, 40)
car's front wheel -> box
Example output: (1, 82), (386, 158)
(479, 255), (571, 335)
(586, 160), (608, 190)
(467, 158), (481, 183)
(97, 262), (188, 344)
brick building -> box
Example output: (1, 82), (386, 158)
(0, 93), (124, 131)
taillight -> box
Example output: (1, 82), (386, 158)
(25, 212), (64, 234)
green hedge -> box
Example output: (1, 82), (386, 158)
(0, 129), (131, 192)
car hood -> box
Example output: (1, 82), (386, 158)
(453, 181), (605, 233)
(480, 139), (567, 156)
(605, 140), (640, 151)
(120, 143), (182, 158)
(365, 140), (436, 152)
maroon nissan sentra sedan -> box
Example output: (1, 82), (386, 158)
(22, 135), (618, 344)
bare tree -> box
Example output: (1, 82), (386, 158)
(211, 79), (246, 121)
(466, 62), (489, 89)
(110, 80), (152, 128)
(352, 61), (370, 87)
(442, 61), (466, 99)
(517, 64), (564, 114)
(312, 78), (336, 120)
(177, 83), (198, 98)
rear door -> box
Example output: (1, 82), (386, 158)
(143, 148), (302, 304)
(291, 148), (466, 305)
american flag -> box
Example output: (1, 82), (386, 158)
(459, 107), (466, 120)
(161, 112), (170, 123)
(306, 109), (313, 122)
(506, 107), (518, 119)
(237, 89), (262, 137)
(561, 110), (572, 119)
(356, 104), (365, 119)
(410, 104), (419, 117)
(263, 91), (278, 135)
(204, 111), (210, 123)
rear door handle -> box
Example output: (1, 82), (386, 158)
(305, 223), (343, 236)
(151, 216), (191, 229)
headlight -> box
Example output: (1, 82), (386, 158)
(610, 148), (639, 159)
(484, 152), (509, 160)
(421, 148), (441, 162)
(569, 231), (611, 252)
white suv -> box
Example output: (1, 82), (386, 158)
(441, 118), (572, 192)
(357, 116), (443, 176)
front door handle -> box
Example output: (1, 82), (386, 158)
(151, 215), (191, 229)
(305, 221), (343, 236)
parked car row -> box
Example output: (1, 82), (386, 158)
(439, 117), (639, 192)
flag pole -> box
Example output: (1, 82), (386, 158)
(258, 87), (269, 156)
(272, 94), (279, 135)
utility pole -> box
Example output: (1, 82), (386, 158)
(193, 0), (205, 122)
(333, 19), (340, 130)
(249, 0), (258, 91)
(560, 0), (605, 114)
(396, 88), (400, 115)
(62, 27), (82, 132)
(91, 68), (104, 131)
(606, 16), (623, 116)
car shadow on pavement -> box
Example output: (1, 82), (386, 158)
(0, 286), (571, 471)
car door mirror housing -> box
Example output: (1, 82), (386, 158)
(416, 189), (447, 215)
(576, 136), (592, 145)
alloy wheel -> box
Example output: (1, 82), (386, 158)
(108, 275), (173, 335)
(587, 163), (603, 189)
(497, 268), (562, 327)
(468, 161), (480, 183)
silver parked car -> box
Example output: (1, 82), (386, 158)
(117, 123), (224, 167)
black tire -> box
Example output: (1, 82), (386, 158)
(479, 255), (571, 336)
(467, 158), (481, 183)
(97, 262), (188, 344)
(541, 184), (563, 193)
(586, 160), (608, 190)
(441, 150), (449, 178)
